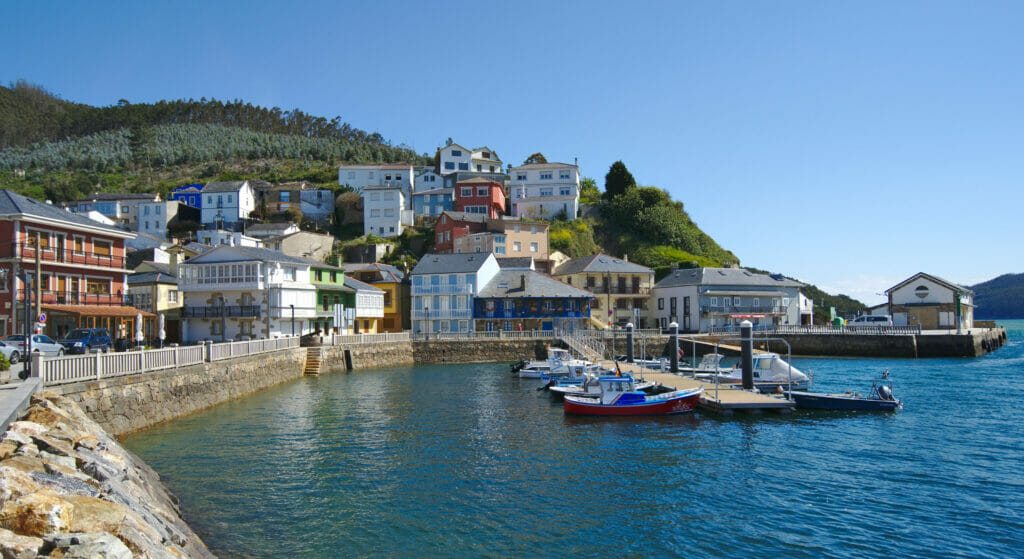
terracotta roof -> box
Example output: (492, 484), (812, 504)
(41, 304), (156, 318)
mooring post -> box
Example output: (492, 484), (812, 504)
(741, 320), (754, 390)
(625, 323), (634, 363)
(669, 321), (679, 373)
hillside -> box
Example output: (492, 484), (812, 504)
(972, 273), (1024, 319)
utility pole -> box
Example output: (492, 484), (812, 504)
(34, 232), (41, 321)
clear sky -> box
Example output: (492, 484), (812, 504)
(2, 1), (1022, 304)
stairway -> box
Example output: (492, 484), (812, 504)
(303, 347), (322, 375)
(562, 334), (604, 362)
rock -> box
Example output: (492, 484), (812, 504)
(0, 489), (71, 537)
(6, 422), (47, 440)
(45, 532), (133, 559)
(0, 467), (39, 507)
(0, 526), (43, 558)
(11, 445), (35, 459)
(0, 443), (17, 462)
(0, 456), (44, 476)
(31, 434), (76, 459)
(30, 471), (98, 498)
(0, 433), (29, 447)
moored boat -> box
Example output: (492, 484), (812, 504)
(563, 376), (702, 416)
(787, 371), (902, 411)
(693, 352), (809, 392)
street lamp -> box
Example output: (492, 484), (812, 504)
(290, 304), (295, 336)
(219, 296), (227, 342)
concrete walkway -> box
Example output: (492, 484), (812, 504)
(0, 377), (41, 431)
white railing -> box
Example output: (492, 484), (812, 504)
(409, 330), (560, 341)
(707, 325), (923, 336)
(409, 309), (474, 320)
(38, 336), (301, 386)
(326, 332), (411, 345)
(562, 334), (605, 361)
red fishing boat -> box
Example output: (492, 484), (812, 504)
(563, 376), (702, 416)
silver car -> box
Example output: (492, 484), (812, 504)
(0, 341), (21, 364)
(0, 334), (65, 360)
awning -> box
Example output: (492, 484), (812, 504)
(41, 304), (156, 318)
(702, 290), (785, 297)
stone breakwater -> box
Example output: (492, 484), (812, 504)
(0, 392), (213, 558)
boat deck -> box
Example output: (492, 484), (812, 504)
(601, 361), (795, 415)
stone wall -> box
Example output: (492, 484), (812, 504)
(50, 348), (305, 437)
(412, 340), (550, 364)
(319, 342), (415, 373)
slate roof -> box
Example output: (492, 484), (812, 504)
(497, 257), (534, 269)
(456, 177), (502, 186)
(412, 187), (453, 196)
(410, 253), (495, 275)
(337, 163), (412, 170)
(296, 257), (345, 272)
(0, 189), (130, 235)
(202, 181), (249, 193)
(341, 262), (405, 283)
(246, 222), (297, 233)
(654, 267), (804, 289)
(127, 271), (178, 286)
(76, 192), (158, 201)
(478, 270), (594, 299)
(553, 254), (653, 276)
(439, 211), (487, 223)
(508, 162), (578, 171)
(343, 276), (385, 293)
(885, 272), (972, 295)
(184, 245), (310, 266)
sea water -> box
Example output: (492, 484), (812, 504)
(125, 321), (1024, 558)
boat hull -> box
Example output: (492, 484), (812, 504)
(563, 390), (701, 416)
(789, 392), (901, 411)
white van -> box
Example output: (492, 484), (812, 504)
(847, 315), (893, 328)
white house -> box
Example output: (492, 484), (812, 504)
(344, 276), (386, 334)
(338, 164), (414, 201)
(245, 222), (300, 240)
(470, 146), (503, 174)
(508, 162), (580, 220)
(299, 187), (336, 226)
(363, 186), (413, 237)
(178, 246), (317, 342)
(409, 253), (500, 334)
(199, 181), (256, 228)
(438, 144), (473, 175)
(650, 267), (806, 333)
(886, 272), (974, 331)
(135, 200), (199, 239)
(195, 229), (262, 248)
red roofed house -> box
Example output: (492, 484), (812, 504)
(434, 211), (487, 254)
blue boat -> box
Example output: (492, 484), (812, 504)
(787, 371), (902, 411)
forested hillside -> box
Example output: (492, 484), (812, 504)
(972, 273), (1024, 319)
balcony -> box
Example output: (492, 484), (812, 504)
(474, 309), (586, 319)
(410, 308), (473, 320)
(586, 286), (649, 295)
(703, 305), (785, 315)
(8, 243), (126, 270)
(413, 284), (475, 295)
(15, 289), (126, 306)
(182, 305), (261, 318)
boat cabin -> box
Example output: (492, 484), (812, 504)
(597, 377), (644, 405)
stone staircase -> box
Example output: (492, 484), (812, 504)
(303, 346), (322, 375)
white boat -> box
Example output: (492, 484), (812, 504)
(549, 372), (660, 400)
(694, 352), (809, 391)
(516, 348), (576, 379)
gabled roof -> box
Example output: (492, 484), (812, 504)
(410, 253), (496, 275)
(439, 211), (488, 224)
(553, 254), (653, 276)
(296, 257), (345, 272)
(509, 162), (578, 171)
(262, 230), (335, 244)
(0, 189), (132, 237)
(76, 192), (159, 202)
(341, 262), (405, 283)
(127, 271), (178, 286)
(337, 163), (413, 170)
(439, 143), (469, 153)
(456, 177), (502, 186)
(496, 257), (534, 270)
(412, 187), (453, 196)
(885, 272), (972, 295)
(183, 245), (309, 266)
(202, 181), (249, 193)
(343, 275), (385, 293)
(478, 270), (594, 299)
(653, 267), (804, 289)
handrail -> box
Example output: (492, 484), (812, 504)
(713, 336), (793, 403)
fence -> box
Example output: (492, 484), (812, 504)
(37, 336), (300, 386)
(706, 325), (923, 336)
(409, 330), (561, 341)
(325, 332), (411, 345)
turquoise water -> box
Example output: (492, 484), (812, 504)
(125, 321), (1024, 558)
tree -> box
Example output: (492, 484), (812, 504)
(604, 160), (636, 199)
(578, 177), (601, 206)
(523, 152), (547, 165)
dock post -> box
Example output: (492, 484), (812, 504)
(625, 323), (634, 363)
(740, 320), (753, 390)
(669, 322), (679, 373)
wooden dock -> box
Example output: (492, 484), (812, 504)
(601, 361), (794, 415)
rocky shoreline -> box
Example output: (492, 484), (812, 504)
(0, 392), (213, 558)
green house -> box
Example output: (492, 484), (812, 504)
(304, 259), (355, 334)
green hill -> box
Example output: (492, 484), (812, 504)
(972, 273), (1024, 319)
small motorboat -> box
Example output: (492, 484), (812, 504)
(517, 347), (575, 379)
(547, 371), (657, 401)
(787, 370), (902, 411)
(563, 376), (703, 416)
(694, 352), (809, 392)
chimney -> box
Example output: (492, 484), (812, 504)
(520, 274), (526, 290)
(170, 252), (179, 276)
(623, 254), (628, 262)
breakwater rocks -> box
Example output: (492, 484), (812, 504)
(0, 392), (213, 558)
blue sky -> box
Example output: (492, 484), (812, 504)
(2, 1), (1022, 304)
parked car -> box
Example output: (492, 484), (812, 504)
(0, 341), (21, 364)
(58, 328), (112, 354)
(0, 334), (65, 357)
(847, 315), (894, 328)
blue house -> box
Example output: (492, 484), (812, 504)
(473, 265), (595, 333)
(171, 184), (204, 209)
(412, 187), (454, 219)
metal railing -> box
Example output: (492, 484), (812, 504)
(409, 330), (561, 341)
(410, 309), (473, 319)
(36, 336), (300, 386)
(14, 290), (126, 306)
(563, 333), (605, 361)
(707, 325), (922, 336)
(411, 284), (475, 295)
(181, 305), (262, 318)
(10, 243), (127, 269)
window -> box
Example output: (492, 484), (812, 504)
(462, 187), (473, 197)
(389, 226), (395, 233)
(530, 226), (537, 234)
(476, 165), (482, 171)
(734, 296), (741, 306)
(155, 205), (161, 215)
(168, 290), (178, 303)
(396, 174), (402, 180)
(383, 208), (394, 217)
(281, 192), (291, 202)
(752, 297), (759, 307)
(211, 321), (222, 336)
(370, 209), (381, 217)
(477, 187), (487, 196)
(530, 242), (538, 253)
(560, 187), (571, 196)
(73, 236), (85, 254)
(227, 195), (232, 203)
(315, 270), (323, 281)
(121, 206), (128, 213)
(143, 206), (150, 215)
(25, 231), (51, 249)
(514, 225), (520, 233)
(445, 162), (455, 170)
(93, 239), (111, 256)
(495, 246), (506, 254)
(658, 298), (665, 310)
(540, 172), (552, 180)
(385, 174), (392, 180)
(283, 267), (296, 281)
(560, 170), (570, 179)
(494, 235), (505, 244)
(451, 150), (462, 157)
(513, 241), (521, 252)
(207, 196), (213, 204)
(370, 192), (380, 201)
(782, 298), (790, 307)
(710, 296), (719, 306)
(540, 188), (552, 197)
(516, 174), (526, 180)
(331, 272), (337, 282)
(86, 278), (110, 294)
(458, 163), (469, 171)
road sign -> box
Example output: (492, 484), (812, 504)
(37, 313), (46, 323)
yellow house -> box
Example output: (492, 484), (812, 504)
(552, 253), (655, 329)
(342, 263), (409, 332)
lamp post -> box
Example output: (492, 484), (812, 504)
(18, 270), (31, 380)
(290, 304), (295, 336)
(219, 296), (227, 342)
(424, 306), (429, 340)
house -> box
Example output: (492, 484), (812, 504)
(885, 272), (974, 330)
(434, 211), (487, 253)
(342, 262), (409, 332)
(413, 167), (444, 192)
(199, 181), (256, 229)
(454, 177), (505, 218)
(0, 189), (153, 340)
(409, 253), (500, 334)
(170, 184), (204, 209)
(343, 275), (386, 334)
(301, 259), (355, 334)
(135, 200), (200, 239)
(437, 143), (473, 175)
(125, 231), (172, 252)
(411, 187), (454, 220)
(245, 222), (300, 240)
(262, 231), (335, 263)
(363, 186), (412, 237)
(508, 162), (581, 220)
(254, 182), (335, 226)
(195, 229), (262, 248)
(451, 218), (550, 266)
(126, 267), (183, 343)
(344, 243), (393, 264)
(337, 164), (414, 198)
(553, 254), (656, 329)
(126, 247), (170, 271)
(473, 268), (594, 334)
(178, 246), (317, 342)
(650, 267), (806, 333)
(69, 192), (161, 228)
